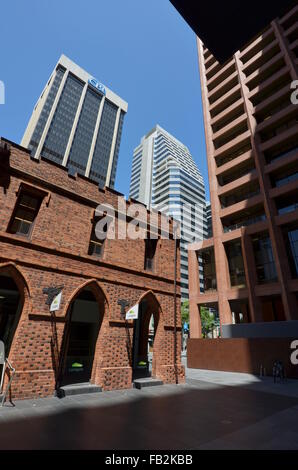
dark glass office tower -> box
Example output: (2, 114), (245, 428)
(22, 54), (128, 188)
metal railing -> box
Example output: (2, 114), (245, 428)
(223, 215), (266, 233)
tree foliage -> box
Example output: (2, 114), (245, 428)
(181, 300), (189, 325)
(200, 307), (216, 338)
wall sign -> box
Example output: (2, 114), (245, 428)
(50, 291), (63, 312)
(43, 285), (64, 308)
(88, 77), (106, 95)
(126, 303), (139, 320)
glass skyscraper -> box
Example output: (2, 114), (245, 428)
(21, 54), (128, 188)
(130, 125), (207, 300)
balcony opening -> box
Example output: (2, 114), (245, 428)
(217, 159), (255, 186)
(240, 28), (275, 65)
(264, 141), (298, 165)
(246, 56), (286, 92)
(206, 61), (222, 82)
(270, 164), (298, 188)
(214, 123), (248, 150)
(281, 8), (298, 31)
(287, 28), (298, 45)
(243, 43), (280, 78)
(259, 114), (298, 143)
(215, 135), (251, 166)
(282, 224), (298, 278)
(222, 205), (266, 233)
(276, 191), (298, 215)
(252, 233), (278, 284)
(254, 96), (291, 124)
(229, 300), (251, 324)
(212, 103), (244, 134)
(208, 75), (239, 106)
(250, 71), (291, 107)
(220, 181), (260, 209)
(198, 248), (217, 293)
(207, 62), (236, 93)
(217, 143), (252, 168)
(210, 89), (242, 119)
(225, 241), (247, 288)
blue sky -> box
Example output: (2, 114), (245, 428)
(0, 0), (209, 199)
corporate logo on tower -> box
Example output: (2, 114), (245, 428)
(88, 77), (106, 95)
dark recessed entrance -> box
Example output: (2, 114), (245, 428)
(59, 288), (103, 387)
(132, 299), (158, 380)
(0, 275), (22, 356)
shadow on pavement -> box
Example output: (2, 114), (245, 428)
(0, 380), (298, 450)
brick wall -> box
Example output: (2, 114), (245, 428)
(0, 140), (185, 399)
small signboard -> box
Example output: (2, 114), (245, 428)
(126, 303), (139, 320)
(50, 291), (62, 312)
(0, 341), (4, 365)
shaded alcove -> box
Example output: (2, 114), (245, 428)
(58, 285), (104, 387)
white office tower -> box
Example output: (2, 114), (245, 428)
(130, 125), (207, 300)
(22, 54), (128, 188)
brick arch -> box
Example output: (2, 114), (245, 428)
(0, 262), (31, 360)
(62, 278), (110, 319)
(0, 262), (31, 303)
(136, 290), (164, 378)
(57, 279), (109, 389)
(137, 290), (162, 315)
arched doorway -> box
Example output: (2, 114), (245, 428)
(132, 293), (160, 380)
(59, 284), (104, 387)
(0, 274), (23, 357)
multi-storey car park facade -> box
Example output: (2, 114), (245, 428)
(130, 125), (207, 301)
(21, 54), (128, 189)
(189, 5), (298, 337)
(0, 139), (184, 400)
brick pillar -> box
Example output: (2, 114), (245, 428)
(188, 248), (202, 338)
(241, 231), (263, 322)
(197, 38), (233, 328)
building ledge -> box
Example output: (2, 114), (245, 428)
(188, 238), (214, 252)
(255, 282), (281, 297)
(269, 179), (298, 199)
(275, 209), (298, 226)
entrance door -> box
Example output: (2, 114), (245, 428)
(0, 275), (22, 356)
(60, 289), (102, 386)
(132, 301), (156, 380)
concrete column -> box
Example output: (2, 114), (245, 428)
(241, 231), (263, 322)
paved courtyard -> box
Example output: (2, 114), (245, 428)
(1, 359), (298, 450)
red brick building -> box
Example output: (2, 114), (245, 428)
(189, 4), (298, 332)
(0, 138), (184, 400)
(186, 4), (298, 378)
